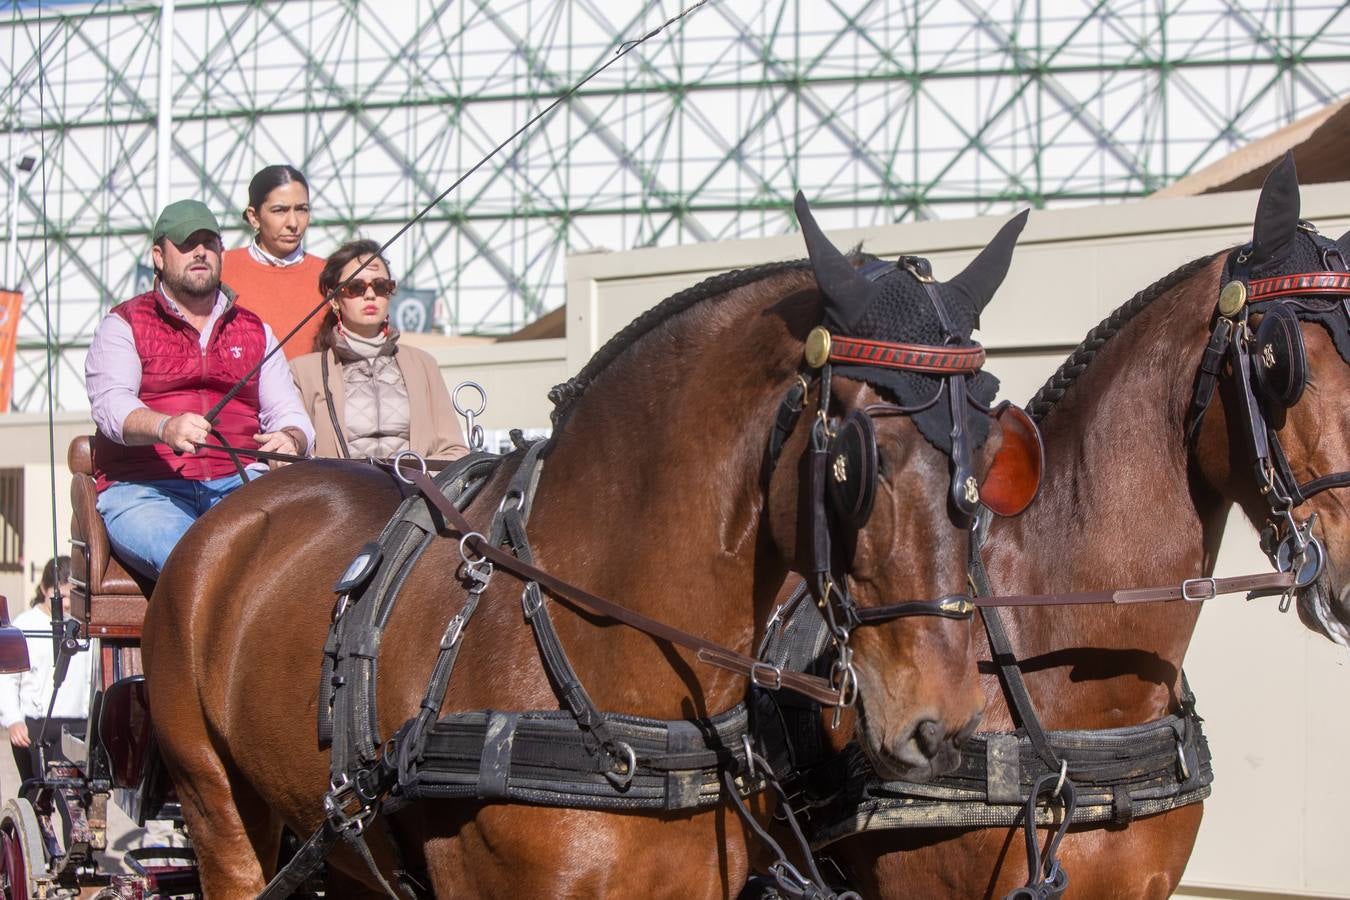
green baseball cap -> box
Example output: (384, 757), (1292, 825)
(152, 199), (221, 244)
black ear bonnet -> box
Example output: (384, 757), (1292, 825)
(831, 264), (1000, 453)
(798, 194), (1027, 456)
(1221, 187), (1350, 374)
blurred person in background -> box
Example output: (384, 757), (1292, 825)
(0, 556), (91, 785)
(291, 239), (468, 461)
(222, 164), (326, 358)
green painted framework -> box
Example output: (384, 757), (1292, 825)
(3, 0), (1348, 411)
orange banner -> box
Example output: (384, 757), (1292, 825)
(0, 291), (20, 413)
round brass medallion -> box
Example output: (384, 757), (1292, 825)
(804, 326), (832, 368)
(1218, 281), (1247, 318)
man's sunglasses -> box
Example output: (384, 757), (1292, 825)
(336, 278), (397, 299)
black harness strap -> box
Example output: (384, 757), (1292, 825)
(1184, 316), (1234, 446)
(968, 513), (1059, 771)
(498, 458), (638, 781)
(1006, 773), (1076, 900)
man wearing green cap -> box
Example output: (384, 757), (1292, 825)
(84, 199), (315, 579)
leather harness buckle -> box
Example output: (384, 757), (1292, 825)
(1180, 577), (1217, 602)
(324, 777), (375, 834)
(749, 661), (784, 691)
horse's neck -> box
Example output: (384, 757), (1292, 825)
(981, 267), (1226, 727)
(519, 277), (810, 715)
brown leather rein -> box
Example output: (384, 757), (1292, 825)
(397, 463), (848, 705)
(969, 570), (1294, 609)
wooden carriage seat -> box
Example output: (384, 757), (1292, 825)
(68, 435), (154, 639)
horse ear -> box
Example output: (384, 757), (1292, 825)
(1251, 151), (1300, 263)
(795, 191), (875, 332)
(946, 209), (1029, 319)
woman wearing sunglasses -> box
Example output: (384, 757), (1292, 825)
(290, 239), (469, 461)
(222, 164), (327, 359)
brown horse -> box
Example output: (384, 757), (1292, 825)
(821, 156), (1350, 896)
(140, 198), (1038, 897)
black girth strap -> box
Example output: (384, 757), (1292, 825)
(401, 705), (756, 810)
(807, 704), (1212, 846)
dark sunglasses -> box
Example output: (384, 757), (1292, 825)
(337, 277), (397, 299)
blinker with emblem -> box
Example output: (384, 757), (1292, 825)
(805, 326), (832, 369)
(1218, 281), (1247, 318)
(825, 410), (878, 530)
(962, 476), (979, 506)
(1250, 302), (1307, 409)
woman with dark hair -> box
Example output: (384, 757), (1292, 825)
(290, 239), (468, 460)
(221, 164), (327, 358)
(0, 556), (91, 785)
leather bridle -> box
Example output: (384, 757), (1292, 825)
(1186, 224), (1350, 594)
(767, 260), (1015, 713)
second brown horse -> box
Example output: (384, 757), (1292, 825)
(827, 156), (1350, 896)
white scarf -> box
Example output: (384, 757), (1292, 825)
(338, 325), (389, 360)
(247, 238), (306, 268)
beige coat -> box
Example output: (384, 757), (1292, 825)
(290, 343), (469, 461)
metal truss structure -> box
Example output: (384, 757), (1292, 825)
(3, 0), (1348, 412)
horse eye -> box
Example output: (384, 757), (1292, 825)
(876, 444), (893, 480)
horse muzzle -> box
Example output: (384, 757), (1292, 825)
(860, 706), (981, 783)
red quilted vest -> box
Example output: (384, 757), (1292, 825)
(93, 289), (267, 490)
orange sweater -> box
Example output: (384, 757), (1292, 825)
(221, 248), (327, 359)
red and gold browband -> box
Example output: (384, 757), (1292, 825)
(804, 325), (986, 374)
(1247, 272), (1350, 302)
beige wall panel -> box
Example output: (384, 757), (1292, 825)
(1182, 512), (1350, 897)
(0, 414), (88, 617)
(401, 336), (566, 431)
(19, 465), (72, 619)
(568, 186), (1349, 369)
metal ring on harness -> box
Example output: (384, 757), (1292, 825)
(829, 656), (859, 709)
(603, 741), (637, 790)
(452, 380), (487, 417)
(390, 450), (428, 485)
(1277, 532), (1325, 588)
(498, 489), (525, 516)
(459, 532), (487, 567)
(453, 381), (488, 452)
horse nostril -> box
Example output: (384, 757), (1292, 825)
(958, 713), (981, 746)
(915, 719), (943, 758)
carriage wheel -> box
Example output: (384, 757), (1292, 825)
(0, 798), (47, 900)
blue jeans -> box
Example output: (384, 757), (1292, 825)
(96, 470), (261, 579)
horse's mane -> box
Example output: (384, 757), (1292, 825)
(1024, 251), (1223, 423)
(548, 257), (816, 428)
